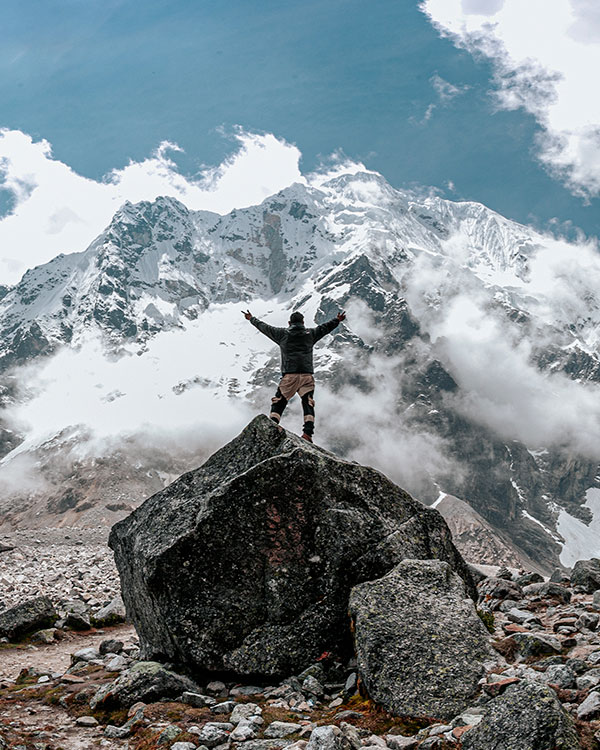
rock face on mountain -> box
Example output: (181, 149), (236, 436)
(349, 559), (495, 720)
(110, 415), (474, 678)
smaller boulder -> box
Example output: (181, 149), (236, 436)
(0, 596), (57, 640)
(578, 691), (600, 720)
(99, 639), (124, 655)
(509, 632), (561, 659)
(306, 726), (342, 750)
(522, 582), (571, 603)
(350, 559), (494, 720)
(571, 559), (600, 593)
(91, 594), (126, 626)
(461, 681), (579, 750)
(478, 577), (523, 602)
(182, 691), (216, 708)
(90, 661), (199, 709)
(516, 572), (544, 586)
(264, 722), (303, 738)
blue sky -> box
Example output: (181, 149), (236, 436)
(0, 0), (598, 273)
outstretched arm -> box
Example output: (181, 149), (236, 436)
(242, 310), (286, 344)
(311, 310), (346, 343)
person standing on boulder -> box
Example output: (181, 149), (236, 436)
(242, 309), (345, 443)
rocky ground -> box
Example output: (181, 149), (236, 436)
(0, 528), (120, 612)
(2, 534), (600, 749)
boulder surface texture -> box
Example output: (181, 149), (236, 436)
(461, 680), (580, 750)
(349, 558), (494, 720)
(110, 415), (473, 678)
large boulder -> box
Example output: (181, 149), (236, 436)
(461, 680), (580, 750)
(349, 559), (495, 720)
(571, 558), (600, 593)
(0, 596), (57, 640)
(110, 415), (473, 678)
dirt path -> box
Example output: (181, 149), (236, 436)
(0, 623), (135, 681)
(0, 625), (135, 750)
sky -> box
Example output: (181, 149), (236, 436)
(0, 0), (599, 285)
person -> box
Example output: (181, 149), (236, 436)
(243, 309), (346, 442)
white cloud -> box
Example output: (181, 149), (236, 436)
(421, 0), (600, 198)
(430, 73), (469, 101)
(0, 128), (304, 285)
(405, 228), (600, 459)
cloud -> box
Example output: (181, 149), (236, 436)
(420, 0), (600, 198)
(404, 227), (600, 458)
(0, 128), (304, 285)
(430, 73), (469, 101)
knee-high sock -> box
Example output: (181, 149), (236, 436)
(270, 387), (288, 423)
(301, 390), (315, 435)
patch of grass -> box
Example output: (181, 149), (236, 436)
(492, 636), (518, 662)
(477, 609), (495, 634)
(313, 693), (432, 736)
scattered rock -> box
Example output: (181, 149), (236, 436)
(157, 724), (182, 744)
(543, 665), (576, 689)
(509, 632), (562, 658)
(349, 558), (494, 720)
(75, 716), (99, 727)
(71, 646), (100, 664)
(211, 700), (236, 714)
(522, 582), (571, 603)
(65, 611), (91, 630)
(577, 690), (600, 720)
(182, 691), (216, 708)
(343, 672), (357, 699)
(0, 596), (57, 640)
(190, 722), (233, 748)
(230, 703), (262, 724)
(461, 680), (580, 750)
(31, 628), (57, 644)
(306, 726), (341, 750)
(99, 638), (124, 655)
(110, 416), (473, 678)
(478, 577), (523, 602)
(92, 594), (126, 626)
(516, 572), (544, 586)
(231, 719), (259, 741)
(264, 722), (303, 738)
(386, 736), (418, 750)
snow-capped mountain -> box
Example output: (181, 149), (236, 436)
(1, 169), (599, 571)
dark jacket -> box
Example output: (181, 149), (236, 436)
(250, 316), (340, 374)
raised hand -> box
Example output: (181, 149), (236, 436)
(337, 311), (346, 322)
(242, 310), (253, 320)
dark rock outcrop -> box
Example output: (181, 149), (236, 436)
(0, 596), (57, 640)
(461, 680), (580, 750)
(349, 559), (495, 720)
(110, 415), (473, 678)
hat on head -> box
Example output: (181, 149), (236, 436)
(289, 311), (304, 324)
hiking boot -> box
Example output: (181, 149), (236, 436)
(301, 433), (313, 443)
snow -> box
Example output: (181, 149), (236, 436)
(431, 491), (447, 509)
(557, 489), (600, 567)
(521, 510), (562, 544)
